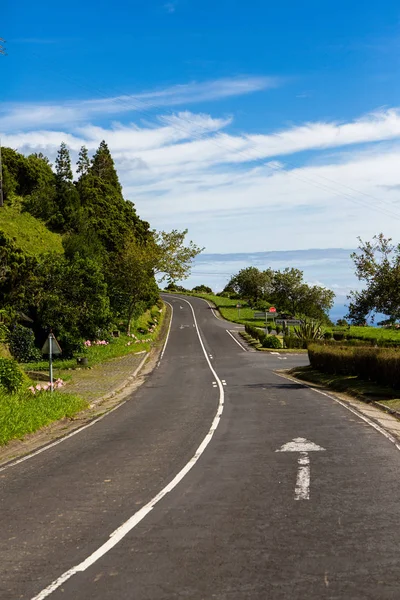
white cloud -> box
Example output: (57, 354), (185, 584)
(3, 103), (400, 254)
(0, 76), (277, 132)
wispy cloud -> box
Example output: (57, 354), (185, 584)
(0, 76), (278, 132)
(3, 100), (400, 253)
(163, 2), (177, 13)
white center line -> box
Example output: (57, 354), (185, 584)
(31, 296), (225, 600)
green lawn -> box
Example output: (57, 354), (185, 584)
(0, 204), (64, 255)
(189, 293), (400, 343)
(185, 293), (270, 328)
(0, 388), (87, 446)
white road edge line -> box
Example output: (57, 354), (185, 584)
(31, 297), (225, 600)
(225, 329), (247, 352)
(157, 301), (173, 368)
(275, 371), (400, 452)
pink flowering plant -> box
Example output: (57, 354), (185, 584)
(28, 378), (66, 394)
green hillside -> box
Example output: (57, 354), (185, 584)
(0, 204), (63, 255)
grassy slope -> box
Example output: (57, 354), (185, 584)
(0, 204), (63, 255)
(0, 389), (87, 446)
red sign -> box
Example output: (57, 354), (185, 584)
(269, 307), (277, 313)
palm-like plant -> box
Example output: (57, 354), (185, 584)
(293, 317), (324, 341)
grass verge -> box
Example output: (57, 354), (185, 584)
(0, 388), (87, 446)
(289, 365), (400, 413)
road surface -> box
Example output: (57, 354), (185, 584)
(0, 295), (399, 599)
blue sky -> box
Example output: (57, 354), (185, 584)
(2, 1), (400, 314)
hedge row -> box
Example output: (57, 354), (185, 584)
(324, 330), (400, 347)
(244, 324), (281, 349)
(308, 343), (400, 389)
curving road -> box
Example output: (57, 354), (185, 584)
(1, 295), (399, 599)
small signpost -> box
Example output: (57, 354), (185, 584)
(41, 332), (62, 392)
(236, 303), (241, 318)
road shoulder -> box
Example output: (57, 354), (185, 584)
(278, 368), (400, 444)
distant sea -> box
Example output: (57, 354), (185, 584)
(175, 248), (361, 322)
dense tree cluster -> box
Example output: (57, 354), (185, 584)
(347, 234), (400, 324)
(222, 266), (335, 323)
(1, 142), (202, 354)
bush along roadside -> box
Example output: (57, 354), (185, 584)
(308, 343), (400, 390)
(242, 324), (282, 350)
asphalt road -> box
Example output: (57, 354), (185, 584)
(1, 295), (399, 599)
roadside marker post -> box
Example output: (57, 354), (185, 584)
(41, 332), (62, 392)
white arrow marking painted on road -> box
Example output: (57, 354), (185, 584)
(276, 437), (325, 500)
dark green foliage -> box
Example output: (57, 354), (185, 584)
(347, 234), (400, 324)
(308, 343), (400, 390)
(76, 146), (90, 176)
(262, 335), (281, 349)
(33, 253), (113, 354)
(333, 332), (347, 341)
(245, 324), (267, 345)
(323, 331), (333, 340)
(275, 324), (282, 335)
(192, 284), (213, 294)
(7, 324), (41, 363)
(0, 358), (25, 392)
(224, 267), (274, 304)
(284, 336), (307, 349)
(0, 232), (38, 309)
(51, 142), (81, 232)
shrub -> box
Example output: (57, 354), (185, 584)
(244, 324), (266, 345)
(262, 335), (282, 349)
(323, 331), (333, 340)
(275, 324), (282, 335)
(308, 343), (400, 389)
(293, 318), (323, 341)
(0, 358), (25, 393)
(333, 332), (346, 341)
(284, 336), (307, 349)
(8, 324), (41, 363)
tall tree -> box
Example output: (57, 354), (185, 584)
(271, 268), (334, 320)
(52, 142), (80, 231)
(91, 140), (121, 191)
(55, 142), (73, 184)
(223, 267), (274, 304)
(76, 146), (90, 177)
(347, 234), (400, 324)
(153, 229), (203, 283)
(76, 141), (150, 252)
(109, 237), (159, 334)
